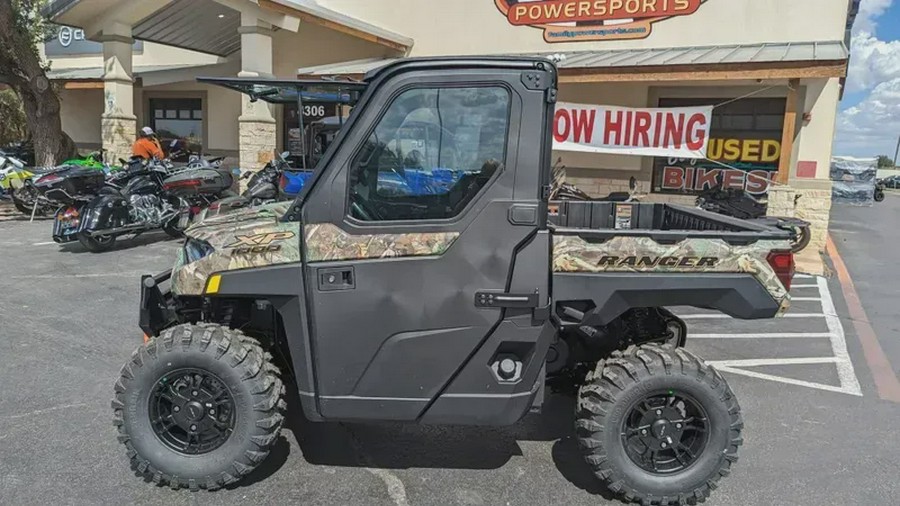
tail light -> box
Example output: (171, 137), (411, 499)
(36, 173), (62, 185)
(163, 179), (201, 190)
(766, 250), (794, 292)
(63, 207), (80, 219)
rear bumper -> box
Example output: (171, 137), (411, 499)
(139, 270), (176, 337)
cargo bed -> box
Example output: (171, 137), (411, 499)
(549, 201), (791, 244)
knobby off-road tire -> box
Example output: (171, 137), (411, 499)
(789, 225), (811, 254)
(112, 324), (286, 490)
(576, 344), (742, 505)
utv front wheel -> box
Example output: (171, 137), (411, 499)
(112, 324), (286, 490)
(576, 345), (742, 505)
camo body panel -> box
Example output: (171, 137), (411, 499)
(553, 235), (792, 313)
(172, 202), (301, 295)
(304, 223), (459, 262)
(171, 203), (459, 295)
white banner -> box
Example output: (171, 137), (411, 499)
(552, 102), (714, 159)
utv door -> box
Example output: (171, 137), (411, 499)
(300, 60), (556, 424)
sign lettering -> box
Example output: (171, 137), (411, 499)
(495, 0), (709, 42)
(553, 102), (712, 158)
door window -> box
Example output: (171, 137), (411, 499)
(149, 98), (203, 157)
(348, 86), (510, 222)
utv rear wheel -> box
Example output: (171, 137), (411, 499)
(78, 232), (116, 252)
(112, 324), (286, 490)
(576, 344), (742, 505)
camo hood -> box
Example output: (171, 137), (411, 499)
(172, 202), (301, 295)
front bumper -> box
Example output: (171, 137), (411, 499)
(139, 270), (176, 337)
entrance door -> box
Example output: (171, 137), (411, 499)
(300, 62), (554, 423)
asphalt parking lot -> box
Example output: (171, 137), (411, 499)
(1, 198), (899, 506)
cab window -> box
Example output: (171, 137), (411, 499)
(348, 86), (510, 221)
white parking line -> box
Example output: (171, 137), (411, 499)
(818, 275), (863, 396)
(681, 313), (823, 319)
(695, 276), (862, 396)
(693, 332), (833, 338)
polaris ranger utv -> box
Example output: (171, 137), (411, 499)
(115, 57), (795, 504)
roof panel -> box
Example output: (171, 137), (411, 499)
(293, 41), (848, 78)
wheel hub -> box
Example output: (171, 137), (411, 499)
(621, 392), (710, 474)
(149, 368), (236, 455)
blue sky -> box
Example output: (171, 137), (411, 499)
(834, 0), (900, 157)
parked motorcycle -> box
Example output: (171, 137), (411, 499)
(549, 159), (644, 205)
(49, 157), (234, 252)
(200, 151), (307, 219)
(695, 182), (811, 253)
(874, 179), (886, 202)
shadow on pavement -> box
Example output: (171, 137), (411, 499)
(280, 379), (614, 499)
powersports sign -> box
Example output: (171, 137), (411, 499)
(553, 102), (713, 158)
(494, 0), (708, 42)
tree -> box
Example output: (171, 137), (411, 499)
(876, 155), (895, 168)
(0, 88), (27, 145)
(0, 0), (76, 166)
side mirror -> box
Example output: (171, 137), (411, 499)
(169, 139), (178, 148)
(280, 151), (290, 160)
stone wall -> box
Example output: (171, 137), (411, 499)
(100, 116), (135, 165)
(793, 185), (833, 254)
(238, 120), (276, 173)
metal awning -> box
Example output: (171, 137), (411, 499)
(45, 0), (412, 57)
(297, 41), (849, 78)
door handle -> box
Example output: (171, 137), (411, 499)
(317, 267), (355, 291)
(474, 291), (539, 308)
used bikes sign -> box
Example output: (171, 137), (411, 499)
(494, 0), (708, 42)
(553, 102), (713, 158)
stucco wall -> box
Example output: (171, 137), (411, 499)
(271, 21), (398, 77)
(59, 88), (103, 147)
(320, 0), (848, 55)
(795, 78), (842, 180)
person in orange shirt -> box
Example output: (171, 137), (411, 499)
(132, 126), (165, 160)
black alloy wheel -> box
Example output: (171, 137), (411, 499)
(620, 392), (709, 474)
(148, 368), (236, 455)
(576, 344), (742, 505)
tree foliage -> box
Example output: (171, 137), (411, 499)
(0, 88), (27, 145)
(876, 155), (895, 168)
(0, 0), (76, 166)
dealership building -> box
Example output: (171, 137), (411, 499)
(44, 0), (859, 267)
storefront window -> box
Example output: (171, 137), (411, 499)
(652, 97), (786, 196)
(149, 98), (203, 157)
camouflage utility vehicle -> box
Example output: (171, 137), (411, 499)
(115, 58), (796, 504)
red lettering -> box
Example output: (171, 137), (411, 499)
(632, 111), (652, 147)
(571, 108), (596, 143)
(663, 113), (685, 149)
(662, 167), (685, 189)
(745, 170), (771, 194)
(695, 168), (720, 190)
(604, 110), (623, 145)
(685, 113), (707, 151)
(684, 166), (695, 190)
(554, 109), (570, 142)
(623, 111), (633, 146)
(652, 112), (663, 147)
(721, 169), (744, 189)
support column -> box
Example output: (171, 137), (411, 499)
(99, 22), (136, 164)
(238, 14), (277, 175)
(775, 78), (800, 184)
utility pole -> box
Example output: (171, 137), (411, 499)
(894, 134), (900, 168)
